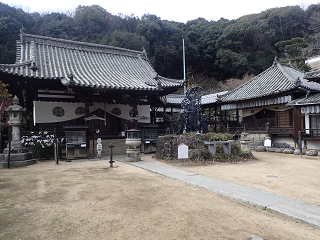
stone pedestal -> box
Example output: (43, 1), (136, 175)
(204, 140), (234, 155)
(240, 132), (251, 153)
(240, 140), (250, 152)
(293, 149), (306, 155)
(0, 143), (37, 168)
(125, 148), (141, 162)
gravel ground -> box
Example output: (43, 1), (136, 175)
(0, 151), (319, 240)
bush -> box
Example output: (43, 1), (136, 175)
(30, 142), (55, 159)
(214, 143), (253, 162)
(157, 133), (254, 163)
(22, 131), (62, 160)
(210, 133), (233, 141)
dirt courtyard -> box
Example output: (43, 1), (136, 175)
(1, 151), (320, 239)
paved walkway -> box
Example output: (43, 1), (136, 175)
(115, 155), (320, 229)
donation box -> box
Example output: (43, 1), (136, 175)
(64, 125), (88, 160)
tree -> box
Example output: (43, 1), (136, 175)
(0, 2), (35, 63)
(35, 13), (75, 39)
(262, 6), (305, 41)
(184, 18), (226, 77)
(136, 15), (184, 78)
(305, 6), (320, 56)
(214, 21), (258, 79)
(0, 16), (20, 63)
(100, 30), (149, 51)
(215, 49), (248, 79)
(275, 37), (309, 70)
(0, 81), (12, 132)
(136, 14), (163, 45)
(74, 5), (110, 41)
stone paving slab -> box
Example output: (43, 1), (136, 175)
(116, 157), (320, 229)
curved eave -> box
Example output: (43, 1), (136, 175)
(298, 80), (320, 92)
(220, 89), (296, 104)
(63, 80), (161, 92)
(0, 68), (61, 81)
(220, 62), (311, 103)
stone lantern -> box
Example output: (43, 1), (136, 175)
(125, 129), (141, 162)
(0, 96), (36, 168)
(5, 96), (25, 149)
(240, 132), (251, 153)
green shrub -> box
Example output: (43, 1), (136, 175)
(214, 143), (253, 162)
(210, 133), (233, 141)
(22, 132), (62, 160)
(29, 142), (62, 160)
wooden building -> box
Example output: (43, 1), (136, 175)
(0, 33), (184, 140)
(213, 59), (320, 148)
(286, 93), (320, 149)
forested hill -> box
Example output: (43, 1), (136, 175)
(1, 3), (320, 92)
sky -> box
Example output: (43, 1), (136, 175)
(2, 0), (320, 23)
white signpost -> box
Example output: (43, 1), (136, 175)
(178, 143), (188, 159)
(97, 138), (102, 158)
(264, 137), (272, 152)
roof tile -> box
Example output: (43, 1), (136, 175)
(0, 34), (184, 91)
(220, 61), (320, 103)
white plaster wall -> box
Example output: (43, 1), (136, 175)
(305, 141), (320, 150)
(305, 114), (310, 134)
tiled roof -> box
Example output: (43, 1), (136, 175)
(287, 93), (320, 106)
(305, 69), (320, 79)
(201, 91), (228, 105)
(0, 34), (184, 91)
(165, 94), (186, 105)
(163, 91), (228, 106)
(220, 61), (320, 103)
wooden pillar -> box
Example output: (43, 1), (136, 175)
(85, 100), (90, 155)
(150, 106), (155, 124)
(293, 106), (301, 139)
(236, 109), (239, 123)
(133, 104), (138, 129)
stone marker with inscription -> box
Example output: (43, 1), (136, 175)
(178, 143), (188, 159)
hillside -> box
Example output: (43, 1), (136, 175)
(1, 3), (320, 92)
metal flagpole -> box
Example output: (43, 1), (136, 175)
(183, 39), (186, 94)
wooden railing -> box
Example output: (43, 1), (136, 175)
(269, 126), (294, 135)
(300, 129), (320, 138)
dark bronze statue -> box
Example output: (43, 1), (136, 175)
(181, 86), (202, 132)
(176, 113), (185, 135)
(201, 114), (208, 133)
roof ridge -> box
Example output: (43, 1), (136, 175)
(19, 33), (145, 57)
(276, 61), (303, 85)
(0, 60), (32, 68)
(226, 63), (285, 95)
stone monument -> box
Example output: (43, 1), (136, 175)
(0, 96), (37, 168)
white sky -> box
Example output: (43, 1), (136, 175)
(2, 0), (320, 22)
